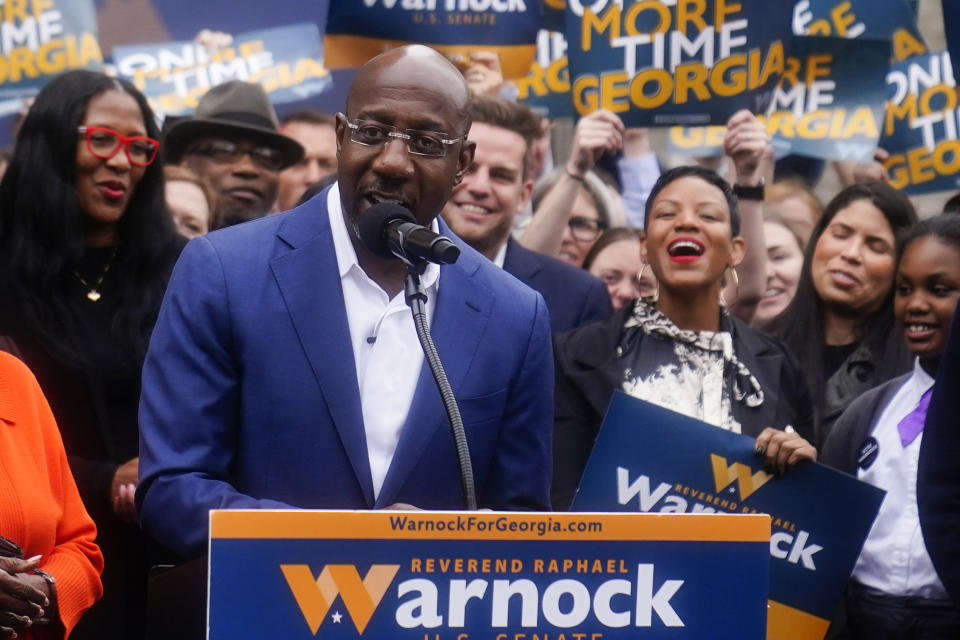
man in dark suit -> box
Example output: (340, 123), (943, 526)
(441, 97), (611, 333)
(919, 299), (960, 603)
(137, 46), (553, 559)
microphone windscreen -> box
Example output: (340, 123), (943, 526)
(358, 202), (417, 260)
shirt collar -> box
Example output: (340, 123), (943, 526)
(327, 183), (440, 289)
(911, 357), (936, 394)
(492, 240), (508, 269)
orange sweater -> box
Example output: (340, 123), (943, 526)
(0, 351), (103, 637)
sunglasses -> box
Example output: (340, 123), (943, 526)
(188, 140), (285, 172)
(78, 126), (160, 167)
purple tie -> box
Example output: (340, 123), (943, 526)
(897, 388), (932, 447)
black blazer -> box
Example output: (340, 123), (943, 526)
(918, 304), (960, 604)
(552, 304), (815, 509)
(819, 374), (908, 474)
(502, 238), (612, 333)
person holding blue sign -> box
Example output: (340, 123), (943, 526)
(821, 214), (960, 638)
(553, 165), (816, 509)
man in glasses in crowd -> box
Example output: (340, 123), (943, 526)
(441, 96), (611, 333)
(163, 80), (304, 227)
(138, 45), (553, 561)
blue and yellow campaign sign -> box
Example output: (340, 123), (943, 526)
(573, 392), (884, 640)
(543, 0), (566, 32)
(766, 36), (890, 162)
(0, 0), (102, 100)
(666, 36), (890, 161)
(793, 0), (926, 62)
(880, 50), (960, 195)
(113, 23), (330, 117)
(517, 30), (574, 118)
(324, 1), (541, 79)
(209, 509), (770, 639)
(565, 1), (794, 126)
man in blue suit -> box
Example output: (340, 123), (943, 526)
(137, 46), (554, 559)
(440, 97), (611, 333)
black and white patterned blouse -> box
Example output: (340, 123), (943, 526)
(618, 299), (764, 433)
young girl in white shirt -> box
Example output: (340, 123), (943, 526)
(821, 213), (960, 638)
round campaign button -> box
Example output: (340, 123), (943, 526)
(857, 436), (879, 470)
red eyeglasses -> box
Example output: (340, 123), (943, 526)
(78, 126), (160, 167)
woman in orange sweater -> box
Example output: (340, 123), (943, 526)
(0, 350), (103, 638)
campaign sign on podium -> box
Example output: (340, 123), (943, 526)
(208, 509), (770, 639)
(572, 392), (885, 640)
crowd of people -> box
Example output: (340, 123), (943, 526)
(0, 38), (957, 640)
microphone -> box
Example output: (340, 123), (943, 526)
(358, 202), (460, 265)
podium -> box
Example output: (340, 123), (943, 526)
(205, 509), (770, 639)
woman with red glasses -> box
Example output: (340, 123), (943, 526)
(0, 70), (183, 639)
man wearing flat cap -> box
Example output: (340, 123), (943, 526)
(164, 80), (304, 227)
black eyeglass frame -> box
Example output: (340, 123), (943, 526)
(567, 215), (607, 242)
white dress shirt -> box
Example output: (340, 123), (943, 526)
(852, 358), (947, 598)
(327, 185), (439, 500)
(491, 241), (508, 268)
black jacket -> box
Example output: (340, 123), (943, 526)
(819, 374), (909, 474)
(552, 303), (815, 509)
(918, 306), (960, 605)
(503, 238), (612, 333)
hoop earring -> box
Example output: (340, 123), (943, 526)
(638, 262), (659, 303)
(720, 265), (740, 307)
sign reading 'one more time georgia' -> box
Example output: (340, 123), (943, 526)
(209, 509), (771, 639)
(113, 23), (330, 117)
(564, 0), (794, 126)
(0, 0), (102, 100)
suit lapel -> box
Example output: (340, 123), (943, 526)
(376, 238), (493, 507)
(270, 195), (375, 506)
(730, 321), (783, 436)
(502, 238), (542, 283)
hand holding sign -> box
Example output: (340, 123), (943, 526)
(566, 109), (625, 179)
(755, 426), (818, 475)
(724, 109), (773, 186)
(851, 148), (892, 186)
(453, 51), (504, 98)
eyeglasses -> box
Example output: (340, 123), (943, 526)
(78, 126), (160, 167)
(188, 140), (284, 172)
(345, 118), (465, 157)
(568, 215), (607, 242)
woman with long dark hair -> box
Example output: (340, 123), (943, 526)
(0, 70), (183, 639)
(553, 166), (815, 509)
(769, 182), (917, 445)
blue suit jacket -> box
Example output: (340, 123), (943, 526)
(137, 187), (554, 558)
(502, 238), (612, 333)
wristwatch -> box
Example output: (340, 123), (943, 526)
(733, 178), (765, 201)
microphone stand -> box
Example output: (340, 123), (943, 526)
(403, 260), (477, 511)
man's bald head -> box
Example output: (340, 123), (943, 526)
(346, 45), (472, 136)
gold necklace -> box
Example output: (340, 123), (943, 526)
(72, 246), (118, 302)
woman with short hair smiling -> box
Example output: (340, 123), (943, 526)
(552, 166), (815, 509)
